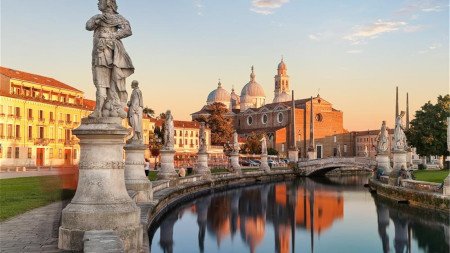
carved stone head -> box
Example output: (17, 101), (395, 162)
(98, 0), (118, 13)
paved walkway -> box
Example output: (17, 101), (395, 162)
(0, 201), (69, 252)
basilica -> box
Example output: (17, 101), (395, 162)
(192, 59), (351, 159)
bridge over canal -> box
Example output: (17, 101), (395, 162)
(297, 157), (376, 176)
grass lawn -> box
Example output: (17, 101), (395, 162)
(0, 176), (75, 221)
(148, 171), (158, 181)
(413, 170), (449, 183)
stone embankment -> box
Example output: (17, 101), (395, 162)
(369, 177), (450, 214)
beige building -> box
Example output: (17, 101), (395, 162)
(0, 66), (95, 168)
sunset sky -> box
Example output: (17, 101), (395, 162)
(1, 0), (448, 130)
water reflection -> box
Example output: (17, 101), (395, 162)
(150, 177), (449, 253)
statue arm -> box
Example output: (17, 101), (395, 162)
(86, 14), (102, 31)
(114, 17), (132, 40)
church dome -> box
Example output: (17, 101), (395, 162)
(207, 80), (231, 105)
(240, 66), (265, 98)
(230, 87), (240, 103)
(273, 91), (291, 103)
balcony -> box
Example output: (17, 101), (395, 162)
(49, 119), (55, 124)
(65, 120), (72, 125)
(64, 137), (79, 146)
(27, 117), (34, 121)
(34, 138), (49, 146)
(15, 115), (21, 120)
(38, 118), (45, 123)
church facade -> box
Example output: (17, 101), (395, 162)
(192, 59), (352, 159)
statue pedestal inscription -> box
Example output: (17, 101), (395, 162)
(157, 149), (177, 180)
(260, 154), (270, 172)
(58, 117), (142, 251)
(124, 143), (153, 202)
(230, 152), (241, 175)
(194, 152), (210, 176)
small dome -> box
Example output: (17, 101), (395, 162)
(273, 92), (291, 103)
(278, 59), (286, 70)
(207, 81), (231, 104)
(240, 66), (265, 97)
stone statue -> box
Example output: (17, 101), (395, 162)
(337, 144), (341, 157)
(86, 0), (134, 118)
(394, 111), (408, 152)
(199, 122), (207, 153)
(261, 136), (267, 155)
(232, 131), (240, 153)
(127, 80), (143, 143)
(364, 145), (368, 157)
(163, 110), (174, 150)
(376, 121), (389, 154)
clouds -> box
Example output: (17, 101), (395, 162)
(418, 43), (442, 54)
(344, 20), (407, 45)
(397, 0), (446, 15)
(250, 0), (289, 15)
(193, 0), (203, 16)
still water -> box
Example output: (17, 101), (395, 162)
(149, 176), (449, 253)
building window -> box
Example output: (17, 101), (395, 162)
(15, 125), (20, 138)
(66, 114), (71, 122)
(261, 114), (268, 124)
(247, 116), (253, 125)
(315, 113), (323, 122)
(0, 146), (2, 158)
(28, 108), (33, 119)
(0, 123), (3, 138)
(39, 110), (44, 120)
(15, 147), (20, 159)
(39, 126), (44, 139)
(174, 131), (177, 137)
(28, 148), (32, 159)
(28, 126), (33, 140)
(174, 139), (177, 144)
(50, 112), (54, 121)
(277, 112), (284, 123)
(7, 124), (13, 138)
(15, 107), (20, 117)
(344, 144), (347, 153)
(281, 143), (285, 152)
(7, 147), (12, 158)
(58, 149), (62, 159)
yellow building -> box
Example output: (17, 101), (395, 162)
(0, 66), (95, 168)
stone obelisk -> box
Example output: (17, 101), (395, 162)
(389, 111), (408, 186)
(59, 2), (142, 251)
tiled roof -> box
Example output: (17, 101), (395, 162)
(82, 99), (96, 110)
(154, 119), (203, 129)
(0, 66), (82, 93)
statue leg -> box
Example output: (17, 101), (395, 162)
(90, 66), (110, 118)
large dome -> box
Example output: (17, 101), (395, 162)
(240, 66), (265, 97)
(273, 91), (291, 103)
(207, 81), (231, 105)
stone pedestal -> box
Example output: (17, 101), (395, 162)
(260, 154), (270, 172)
(58, 117), (142, 252)
(307, 151), (316, 160)
(230, 152), (241, 174)
(194, 152), (210, 176)
(288, 149), (299, 162)
(389, 151), (407, 186)
(376, 154), (391, 174)
(406, 150), (412, 168)
(157, 149), (177, 180)
(124, 143), (153, 202)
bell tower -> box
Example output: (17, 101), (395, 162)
(274, 57), (290, 98)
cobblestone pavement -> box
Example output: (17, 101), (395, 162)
(0, 201), (69, 252)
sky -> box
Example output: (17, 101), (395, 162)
(1, 0), (448, 131)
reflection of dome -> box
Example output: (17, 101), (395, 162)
(207, 80), (231, 107)
(273, 92), (291, 103)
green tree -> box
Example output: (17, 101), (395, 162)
(241, 132), (264, 154)
(406, 95), (449, 158)
(268, 148), (279, 156)
(143, 106), (155, 117)
(194, 102), (233, 145)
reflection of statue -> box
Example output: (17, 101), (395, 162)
(163, 110), (174, 150)
(232, 131), (240, 153)
(261, 136), (267, 155)
(394, 111), (407, 152)
(376, 121), (389, 154)
(127, 80), (143, 143)
(87, 0), (134, 118)
(199, 122), (207, 153)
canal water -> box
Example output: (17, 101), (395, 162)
(149, 176), (449, 253)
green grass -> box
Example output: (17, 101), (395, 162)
(0, 176), (75, 221)
(413, 169), (449, 183)
(148, 171), (158, 181)
(210, 168), (230, 174)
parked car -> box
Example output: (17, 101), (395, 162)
(249, 160), (259, 166)
(268, 160), (278, 167)
(241, 160), (251, 166)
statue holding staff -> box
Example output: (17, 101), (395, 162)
(127, 80), (143, 143)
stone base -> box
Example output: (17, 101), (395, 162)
(230, 153), (241, 175)
(260, 154), (270, 172)
(194, 152), (210, 176)
(307, 151), (316, 160)
(58, 117), (142, 252)
(288, 149), (299, 162)
(157, 149), (178, 180)
(124, 143), (153, 202)
(376, 154), (391, 174)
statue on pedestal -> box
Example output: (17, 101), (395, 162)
(87, 0), (134, 118)
(127, 80), (143, 143)
(376, 121), (389, 154)
(394, 111), (408, 152)
(163, 110), (174, 150)
(232, 131), (240, 153)
(261, 136), (267, 155)
(199, 122), (207, 153)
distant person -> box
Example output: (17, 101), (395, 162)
(178, 167), (186, 177)
(144, 158), (150, 176)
